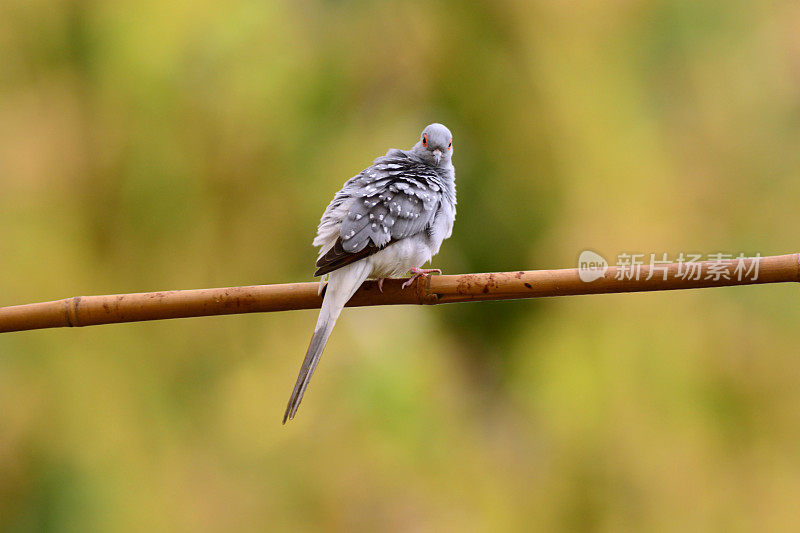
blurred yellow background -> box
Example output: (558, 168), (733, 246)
(3, 0), (800, 531)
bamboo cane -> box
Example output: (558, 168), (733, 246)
(0, 254), (796, 334)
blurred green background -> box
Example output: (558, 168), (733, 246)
(2, 0), (800, 531)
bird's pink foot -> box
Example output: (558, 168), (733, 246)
(401, 267), (442, 289)
(377, 278), (386, 293)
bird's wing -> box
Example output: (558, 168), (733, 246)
(314, 155), (444, 277)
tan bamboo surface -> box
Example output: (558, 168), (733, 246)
(0, 254), (797, 333)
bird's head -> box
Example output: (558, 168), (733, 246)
(412, 123), (453, 167)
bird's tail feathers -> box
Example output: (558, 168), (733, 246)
(283, 262), (370, 423)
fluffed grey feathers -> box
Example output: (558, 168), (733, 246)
(283, 123), (456, 423)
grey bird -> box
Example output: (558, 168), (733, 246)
(283, 123), (457, 423)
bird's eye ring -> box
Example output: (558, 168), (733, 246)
(448, 138), (452, 150)
(422, 133), (428, 147)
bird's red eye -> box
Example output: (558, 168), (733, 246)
(448, 138), (452, 150)
(422, 133), (428, 147)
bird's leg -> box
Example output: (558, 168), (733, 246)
(401, 267), (442, 289)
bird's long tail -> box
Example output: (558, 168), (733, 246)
(283, 261), (371, 423)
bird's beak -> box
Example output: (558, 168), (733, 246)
(433, 149), (442, 165)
